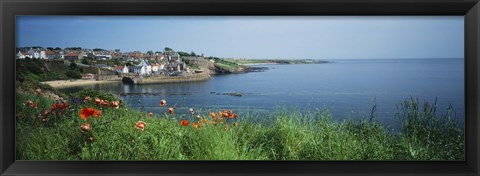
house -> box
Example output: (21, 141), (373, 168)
(112, 65), (129, 74)
(137, 59), (152, 75)
(28, 48), (47, 59)
(16, 51), (30, 59)
(167, 52), (181, 62)
(151, 63), (163, 72)
(44, 50), (56, 60)
(64, 52), (81, 61)
(169, 61), (185, 71)
(129, 66), (146, 75)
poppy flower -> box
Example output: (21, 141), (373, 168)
(61, 102), (68, 110)
(79, 107), (102, 120)
(92, 109), (102, 118)
(210, 112), (216, 119)
(111, 101), (119, 109)
(168, 107), (174, 115)
(148, 112), (153, 117)
(180, 120), (189, 126)
(80, 122), (91, 131)
(232, 122), (238, 127)
(85, 96), (91, 101)
(101, 100), (110, 107)
(52, 103), (59, 110)
(188, 108), (195, 114)
(233, 114), (238, 119)
(192, 122), (200, 128)
(95, 97), (101, 105)
(160, 99), (167, 106)
(136, 121), (147, 131)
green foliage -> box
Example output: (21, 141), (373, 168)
(17, 59), (86, 82)
(81, 58), (91, 65)
(177, 51), (191, 57)
(65, 47), (82, 51)
(74, 89), (122, 103)
(16, 90), (464, 160)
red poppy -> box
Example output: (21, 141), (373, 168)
(168, 108), (174, 115)
(79, 107), (102, 120)
(95, 97), (101, 105)
(148, 112), (153, 117)
(111, 101), (119, 109)
(52, 103), (59, 110)
(101, 100), (109, 107)
(192, 122), (200, 128)
(61, 102), (68, 110)
(180, 120), (189, 126)
(160, 99), (167, 106)
(85, 96), (91, 101)
(80, 122), (91, 131)
(92, 109), (102, 118)
(210, 112), (216, 119)
(136, 121), (147, 131)
(233, 114), (238, 119)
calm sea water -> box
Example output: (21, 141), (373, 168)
(59, 58), (465, 128)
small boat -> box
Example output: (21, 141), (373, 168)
(194, 69), (204, 73)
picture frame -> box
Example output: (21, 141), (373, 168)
(1, 0), (479, 176)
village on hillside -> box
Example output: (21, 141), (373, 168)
(15, 47), (213, 81)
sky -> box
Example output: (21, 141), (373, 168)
(16, 16), (464, 59)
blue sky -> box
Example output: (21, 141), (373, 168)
(16, 16), (463, 59)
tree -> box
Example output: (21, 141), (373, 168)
(164, 47), (173, 52)
(54, 47), (62, 51)
(69, 62), (78, 70)
(46, 47), (54, 51)
(115, 49), (121, 52)
(81, 58), (91, 65)
(190, 51), (196, 56)
(93, 48), (104, 52)
(147, 50), (153, 56)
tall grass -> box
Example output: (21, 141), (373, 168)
(15, 90), (464, 160)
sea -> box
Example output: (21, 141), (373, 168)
(59, 58), (465, 129)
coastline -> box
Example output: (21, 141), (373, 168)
(41, 79), (122, 88)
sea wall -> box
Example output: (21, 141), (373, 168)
(123, 73), (211, 85)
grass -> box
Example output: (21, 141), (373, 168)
(16, 89), (464, 160)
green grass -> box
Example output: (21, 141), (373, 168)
(16, 90), (464, 160)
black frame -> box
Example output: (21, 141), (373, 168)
(1, 0), (479, 175)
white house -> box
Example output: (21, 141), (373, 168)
(28, 48), (47, 59)
(137, 59), (152, 75)
(113, 65), (129, 74)
(16, 51), (30, 59)
(131, 66), (146, 75)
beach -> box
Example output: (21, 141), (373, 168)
(41, 79), (122, 88)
